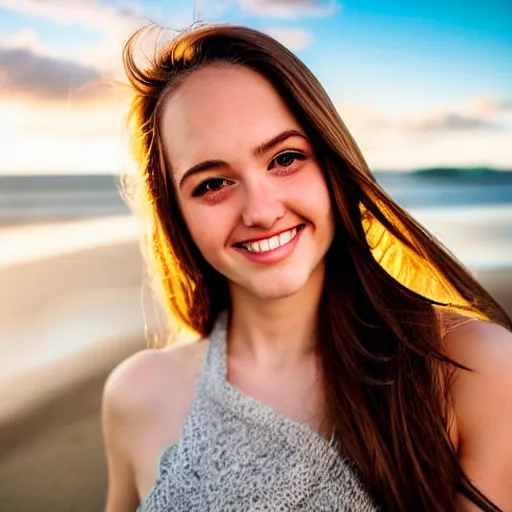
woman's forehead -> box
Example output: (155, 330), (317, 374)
(160, 64), (302, 170)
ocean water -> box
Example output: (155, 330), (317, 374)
(1, 172), (512, 226)
(0, 174), (128, 225)
(0, 172), (511, 269)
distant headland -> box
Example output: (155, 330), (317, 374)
(409, 166), (512, 181)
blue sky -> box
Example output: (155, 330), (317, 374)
(0, 0), (510, 173)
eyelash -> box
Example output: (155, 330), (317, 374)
(192, 150), (307, 197)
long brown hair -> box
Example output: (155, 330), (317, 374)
(121, 22), (511, 511)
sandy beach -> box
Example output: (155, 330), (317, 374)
(0, 235), (511, 512)
(0, 240), (147, 512)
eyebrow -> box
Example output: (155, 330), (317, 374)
(178, 129), (308, 188)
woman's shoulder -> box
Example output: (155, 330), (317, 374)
(441, 315), (512, 509)
(103, 337), (209, 426)
(102, 337), (210, 502)
(441, 313), (512, 374)
(439, 311), (512, 404)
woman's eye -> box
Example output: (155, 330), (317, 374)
(193, 177), (229, 197)
(270, 151), (306, 170)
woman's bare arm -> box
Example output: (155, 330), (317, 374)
(445, 319), (512, 511)
(102, 360), (142, 512)
(101, 341), (208, 511)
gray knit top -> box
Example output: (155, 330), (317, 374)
(138, 312), (378, 511)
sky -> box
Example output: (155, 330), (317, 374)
(0, 0), (511, 174)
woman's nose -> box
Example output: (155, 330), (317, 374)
(241, 179), (285, 229)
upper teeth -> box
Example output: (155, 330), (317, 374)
(242, 227), (299, 253)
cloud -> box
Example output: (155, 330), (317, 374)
(14, 103), (127, 139)
(401, 112), (502, 132)
(0, 0), (145, 33)
(362, 129), (512, 171)
(463, 95), (512, 117)
(0, 0), (152, 77)
(332, 97), (512, 170)
(336, 93), (512, 136)
(194, 0), (235, 20)
(336, 102), (387, 130)
(239, 0), (339, 18)
(0, 46), (102, 102)
(263, 27), (312, 50)
(0, 100), (131, 173)
(0, 28), (42, 52)
(395, 96), (512, 134)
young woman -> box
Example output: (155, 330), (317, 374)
(102, 23), (512, 511)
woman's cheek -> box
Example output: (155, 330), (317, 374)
(186, 207), (229, 251)
(180, 205), (207, 248)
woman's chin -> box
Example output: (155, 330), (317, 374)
(227, 257), (326, 303)
(238, 273), (312, 301)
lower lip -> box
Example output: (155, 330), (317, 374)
(233, 226), (305, 264)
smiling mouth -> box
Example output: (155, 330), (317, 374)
(234, 224), (306, 253)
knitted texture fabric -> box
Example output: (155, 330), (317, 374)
(138, 312), (378, 511)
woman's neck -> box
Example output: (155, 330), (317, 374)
(227, 261), (325, 369)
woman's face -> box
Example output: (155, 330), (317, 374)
(160, 64), (334, 300)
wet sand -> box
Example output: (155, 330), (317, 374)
(0, 242), (511, 512)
